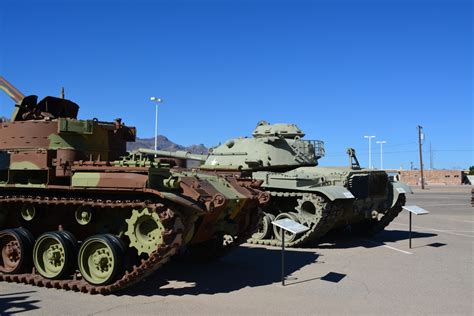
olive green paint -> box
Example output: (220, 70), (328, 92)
(10, 161), (42, 170)
(72, 173), (101, 187)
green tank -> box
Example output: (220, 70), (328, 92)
(141, 121), (411, 247)
(0, 77), (268, 294)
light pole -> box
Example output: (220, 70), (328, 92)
(364, 135), (375, 169)
(150, 97), (163, 151)
(376, 140), (386, 169)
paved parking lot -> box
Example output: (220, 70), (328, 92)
(1, 186), (472, 315)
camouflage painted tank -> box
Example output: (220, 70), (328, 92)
(142, 121), (411, 247)
(0, 77), (268, 294)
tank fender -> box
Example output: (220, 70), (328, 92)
(390, 181), (412, 207)
(307, 186), (355, 201)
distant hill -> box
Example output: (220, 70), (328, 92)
(127, 135), (208, 154)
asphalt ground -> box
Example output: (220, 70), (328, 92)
(1, 185), (473, 315)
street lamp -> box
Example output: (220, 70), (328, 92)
(364, 135), (376, 169)
(376, 140), (386, 169)
(150, 97), (163, 151)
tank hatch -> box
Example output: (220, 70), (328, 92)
(252, 121), (305, 138)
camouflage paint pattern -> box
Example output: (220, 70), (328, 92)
(0, 78), (267, 294)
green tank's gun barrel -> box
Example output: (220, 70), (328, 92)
(138, 148), (207, 162)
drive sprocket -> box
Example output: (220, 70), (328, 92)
(125, 208), (165, 255)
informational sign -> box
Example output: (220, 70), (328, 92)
(272, 218), (309, 235)
(271, 219), (309, 286)
(403, 205), (429, 215)
(403, 204), (429, 249)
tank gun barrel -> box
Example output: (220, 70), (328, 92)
(0, 76), (25, 104)
(138, 148), (207, 162)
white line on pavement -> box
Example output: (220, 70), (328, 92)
(446, 218), (474, 224)
(361, 238), (413, 255)
(391, 222), (474, 238)
(417, 203), (469, 207)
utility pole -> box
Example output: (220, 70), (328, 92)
(418, 125), (425, 189)
(429, 142), (433, 170)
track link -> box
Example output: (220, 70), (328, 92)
(365, 194), (406, 235)
(352, 194), (406, 236)
(248, 192), (343, 247)
(0, 193), (183, 294)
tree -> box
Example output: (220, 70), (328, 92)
(469, 166), (474, 175)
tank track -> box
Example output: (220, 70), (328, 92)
(180, 204), (262, 262)
(247, 192), (343, 247)
(353, 194), (407, 236)
(0, 193), (183, 295)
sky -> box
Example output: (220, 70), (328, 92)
(0, 0), (472, 170)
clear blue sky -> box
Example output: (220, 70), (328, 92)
(1, 0), (472, 169)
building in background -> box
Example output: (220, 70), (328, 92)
(398, 170), (467, 186)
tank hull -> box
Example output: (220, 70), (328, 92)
(247, 167), (408, 247)
(0, 87), (266, 294)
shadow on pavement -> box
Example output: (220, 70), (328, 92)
(120, 245), (319, 297)
(0, 291), (40, 315)
(316, 229), (438, 249)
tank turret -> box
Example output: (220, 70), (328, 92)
(201, 121), (324, 171)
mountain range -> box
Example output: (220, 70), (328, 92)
(127, 135), (208, 154)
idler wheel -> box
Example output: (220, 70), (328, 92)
(252, 213), (275, 240)
(0, 228), (34, 274)
(78, 234), (126, 285)
(125, 208), (165, 255)
(273, 212), (300, 243)
(33, 231), (77, 279)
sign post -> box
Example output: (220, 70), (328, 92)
(272, 218), (309, 286)
(402, 205), (429, 249)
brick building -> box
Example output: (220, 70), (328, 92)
(398, 170), (464, 186)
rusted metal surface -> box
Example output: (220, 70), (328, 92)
(0, 194), (183, 294)
(0, 79), (266, 294)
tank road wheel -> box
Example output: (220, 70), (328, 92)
(75, 206), (92, 226)
(33, 231), (77, 279)
(21, 204), (36, 222)
(273, 212), (300, 244)
(78, 234), (126, 286)
(252, 213), (275, 240)
(125, 208), (165, 256)
(0, 228), (34, 274)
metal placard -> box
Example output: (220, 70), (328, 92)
(403, 205), (429, 215)
(272, 218), (309, 234)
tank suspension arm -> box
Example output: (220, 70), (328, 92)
(138, 148), (207, 162)
(0, 76), (25, 104)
